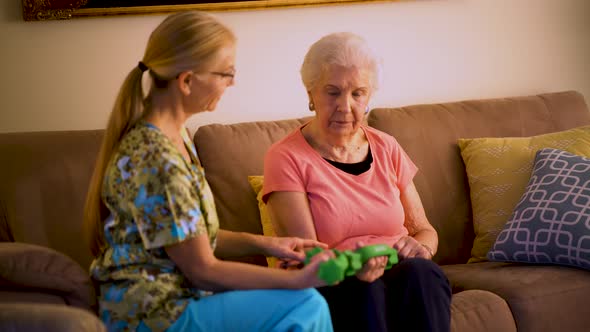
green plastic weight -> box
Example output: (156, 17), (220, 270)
(305, 244), (399, 285)
(356, 244), (399, 269)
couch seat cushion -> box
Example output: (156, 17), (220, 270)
(0, 290), (68, 306)
(442, 262), (590, 332)
(450, 289), (515, 332)
(0, 303), (105, 332)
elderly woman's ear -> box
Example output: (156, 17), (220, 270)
(308, 93), (315, 112)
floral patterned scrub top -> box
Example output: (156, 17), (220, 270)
(90, 121), (219, 332)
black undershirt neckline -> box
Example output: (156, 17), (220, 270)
(324, 147), (373, 175)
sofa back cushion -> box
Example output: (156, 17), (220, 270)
(194, 118), (311, 265)
(0, 130), (103, 269)
(368, 90), (590, 264)
(194, 91), (590, 266)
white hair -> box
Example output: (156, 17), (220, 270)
(300, 32), (382, 91)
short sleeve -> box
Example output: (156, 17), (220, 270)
(262, 139), (307, 203)
(127, 158), (209, 250)
(389, 137), (418, 191)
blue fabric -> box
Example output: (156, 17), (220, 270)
(167, 288), (333, 332)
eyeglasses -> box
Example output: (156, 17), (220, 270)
(175, 70), (236, 83)
(210, 71), (235, 80)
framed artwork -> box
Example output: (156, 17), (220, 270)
(22, 0), (396, 21)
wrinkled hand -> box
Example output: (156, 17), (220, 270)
(265, 236), (328, 268)
(393, 236), (431, 260)
(355, 241), (388, 283)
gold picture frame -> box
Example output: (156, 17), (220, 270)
(22, 0), (396, 21)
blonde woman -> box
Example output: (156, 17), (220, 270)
(84, 11), (334, 332)
(263, 32), (451, 332)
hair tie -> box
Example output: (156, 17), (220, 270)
(138, 61), (149, 73)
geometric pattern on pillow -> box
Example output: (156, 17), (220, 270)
(458, 125), (590, 263)
(487, 148), (590, 270)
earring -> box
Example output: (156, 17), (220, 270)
(309, 102), (315, 111)
(365, 106), (370, 114)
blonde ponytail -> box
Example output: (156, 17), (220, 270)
(84, 66), (144, 257)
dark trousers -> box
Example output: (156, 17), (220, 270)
(317, 258), (451, 332)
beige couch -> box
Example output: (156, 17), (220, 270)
(1, 90), (589, 331)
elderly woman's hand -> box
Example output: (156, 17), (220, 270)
(354, 241), (388, 283)
(393, 236), (432, 260)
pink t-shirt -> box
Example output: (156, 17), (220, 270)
(262, 124), (418, 250)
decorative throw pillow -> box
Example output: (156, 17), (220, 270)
(247, 175), (278, 268)
(487, 148), (590, 270)
(458, 125), (590, 262)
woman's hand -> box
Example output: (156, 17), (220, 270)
(393, 236), (432, 260)
(354, 241), (388, 283)
(297, 249), (336, 288)
(264, 236), (328, 267)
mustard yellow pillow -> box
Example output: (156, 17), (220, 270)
(459, 125), (590, 263)
(247, 175), (278, 268)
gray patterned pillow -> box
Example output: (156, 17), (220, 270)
(487, 148), (590, 270)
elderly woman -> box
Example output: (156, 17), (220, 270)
(262, 32), (451, 332)
(84, 11), (334, 332)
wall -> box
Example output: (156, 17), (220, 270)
(1, 0), (589, 133)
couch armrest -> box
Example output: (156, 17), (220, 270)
(0, 303), (105, 332)
(0, 242), (96, 310)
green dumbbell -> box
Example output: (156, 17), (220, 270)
(305, 244), (398, 285)
(317, 251), (349, 285)
(343, 250), (362, 276)
(305, 248), (349, 285)
(355, 244), (398, 269)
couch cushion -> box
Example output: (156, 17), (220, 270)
(0, 242), (95, 310)
(247, 175), (277, 267)
(450, 289), (516, 332)
(0, 129), (103, 269)
(458, 126), (590, 263)
(194, 118), (311, 265)
(442, 261), (590, 332)
(488, 148), (590, 270)
(0, 290), (67, 306)
(0, 303), (105, 332)
(368, 91), (590, 264)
